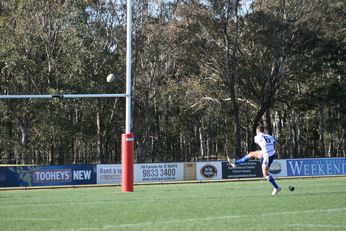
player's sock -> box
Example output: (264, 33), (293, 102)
(235, 155), (249, 165)
(266, 175), (279, 189)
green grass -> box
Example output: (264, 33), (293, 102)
(1, 177), (346, 231)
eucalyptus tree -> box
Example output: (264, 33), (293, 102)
(287, 0), (345, 157)
(0, 0), (53, 163)
(241, 0), (345, 157)
(131, 0), (231, 161)
(0, 0), (124, 164)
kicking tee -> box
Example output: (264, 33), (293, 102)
(254, 132), (276, 158)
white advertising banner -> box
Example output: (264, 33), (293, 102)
(269, 159), (288, 177)
(134, 163), (184, 183)
(196, 162), (222, 180)
(97, 164), (121, 184)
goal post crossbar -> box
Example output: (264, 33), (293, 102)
(0, 94), (128, 99)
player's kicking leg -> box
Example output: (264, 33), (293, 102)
(227, 156), (237, 168)
(227, 151), (262, 168)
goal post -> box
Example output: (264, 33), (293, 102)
(0, 92), (135, 192)
(0, 94), (128, 99)
(0, 0), (135, 193)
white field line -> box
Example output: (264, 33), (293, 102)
(47, 207), (346, 231)
(3, 217), (60, 221)
(287, 224), (346, 229)
(264, 207), (346, 216)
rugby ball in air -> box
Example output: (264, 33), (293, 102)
(106, 74), (115, 83)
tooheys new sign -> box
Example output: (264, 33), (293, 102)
(0, 165), (96, 187)
(222, 160), (263, 179)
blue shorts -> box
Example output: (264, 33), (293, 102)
(260, 155), (275, 168)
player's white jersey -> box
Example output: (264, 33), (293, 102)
(254, 132), (276, 157)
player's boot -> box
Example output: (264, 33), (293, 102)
(227, 157), (237, 168)
(272, 187), (281, 195)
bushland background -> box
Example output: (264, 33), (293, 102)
(0, 0), (344, 165)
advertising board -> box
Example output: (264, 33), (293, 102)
(184, 162), (196, 180)
(1, 158), (346, 188)
(269, 159), (288, 177)
(196, 162), (222, 180)
(134, 163), (184, 182)
(0, 165), (96, 187)
(96, 164), (121, 184)
(287, 158), (346, 176)
(222, 160), (262, 179)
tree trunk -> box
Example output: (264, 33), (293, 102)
(206, 132), (210, 161)
(296, 112), (302, 156)
(19, 114), (30, 164)
(328, 132), (333, 158)
(193, 125), (198, 161)
(48, 140), (54, 165)
(199, 121), (204, 160)
(319, 105), (325, 156)
(224, 0), (241, 158)
(3, 108), (14, 163)
(57, 138), (65, 165)
(96, 111), (103, 164)
(232, 91), (241, 157)
(287, 109), (293, 158)
(263, 110), (273, 134)
(272, 111), (282, 158)
(343, 129), (346, 157)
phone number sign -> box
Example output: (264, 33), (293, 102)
(134, 163), (184, 182)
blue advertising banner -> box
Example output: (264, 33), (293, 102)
(0, 165), (96, 187)
(222, 160), (263, 179)
(287, 158), (346, 176)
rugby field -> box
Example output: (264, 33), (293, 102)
(0, 177), (345, 230)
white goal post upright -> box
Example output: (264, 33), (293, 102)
(122, 0), (134, 193)
(0, 0), (135, 193)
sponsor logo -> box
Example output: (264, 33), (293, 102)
(269, 161), (282, 174)
(287, 159), (346, 176)
(33, 169), (72, 183)
(73, 170), (92, 180)
(200, 164), (217, 178)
